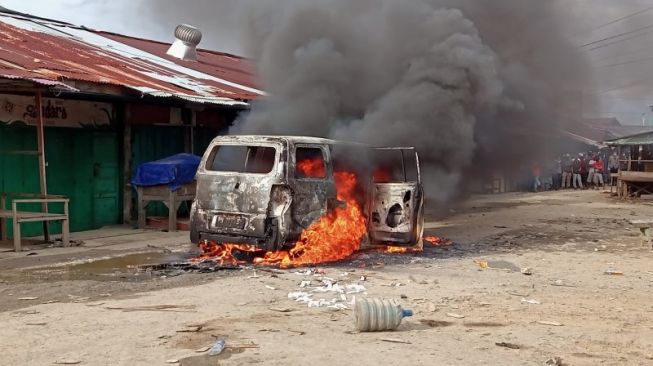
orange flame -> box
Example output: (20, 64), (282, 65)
(373, 166), (392, 183)
(257, 171), (366, 267)
(385, 246), (410, 254)
(194, 162), (367, 268)
(424, 236), (452, 246)
(297, 157), (326, 178)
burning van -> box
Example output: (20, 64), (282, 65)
(190, 135), (424, 254)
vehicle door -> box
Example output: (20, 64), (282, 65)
(289, 144), (335, 235)
(368, 147), (424, 245)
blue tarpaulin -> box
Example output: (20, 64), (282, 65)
(131, 153), (201, 191)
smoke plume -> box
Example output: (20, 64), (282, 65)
(138, 0), (589, 203)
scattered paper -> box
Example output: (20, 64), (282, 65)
(537, 320), (564, 326)
(521, 298), (541, 305)
(446, 313), (465, 319)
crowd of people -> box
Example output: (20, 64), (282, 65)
(530, 151), (621, 192)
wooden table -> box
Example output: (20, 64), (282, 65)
(0, 194), (70, 252)
(618, 171), (653, 198)
(136, 182), (196, 232)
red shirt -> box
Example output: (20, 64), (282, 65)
(594, 160), (604, 172)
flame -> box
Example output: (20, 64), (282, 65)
(297, 157), (326, 178)
(373, 166), (392, 183)
(195, 163), (367, 268)
(385, 246), (410, 254)
(192, 241), (262, 265)
(424, 236), (452, 246)
(257, 171), (366, 267)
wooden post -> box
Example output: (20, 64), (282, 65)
(122, 105), (133, 225)
(35, 92), (49, 242)
(62, 199), (70, 247)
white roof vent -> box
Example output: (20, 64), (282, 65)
(166, 24), (202, 61)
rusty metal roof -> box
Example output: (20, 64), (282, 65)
(0, 11), (263, 106)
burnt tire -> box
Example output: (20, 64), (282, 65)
(265, 217), (283, 252)
(409, 193), (425, 248)
(190, 225), (199, 245)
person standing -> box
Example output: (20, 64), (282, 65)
(572, 154), (583, 189)
(579, 154), (589, 189)
(553, 156), (562, 190)
(593, 156), (605, 189)
(608, 151), (619, 174)
(587, 155), (596, 189)
(562, 153), (572, 188)
(532, 161), (542, 192)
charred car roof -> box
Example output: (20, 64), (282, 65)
(208, 135), (414, 149)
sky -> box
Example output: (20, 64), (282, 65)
(2, 0), (653, 126)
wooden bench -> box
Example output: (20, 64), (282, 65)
(630, 219), (653, 249)
(0, 194), (70, 252)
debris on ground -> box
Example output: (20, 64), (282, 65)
(550, 280), (577, 288)
(521, 298), (541, 305)
(208, 340), (226, 356)
(176, 325), (202, 333)
(537, 320), (564, 326)
(287, 276), (366, 309)
(380, 338), (412, 344)
(604, 269), (624, 276)
(475, 260), (520, 272)
(446, 313), (465, 319)
(269, 307), (293, 313)
(495, 342), (520, 349)
(105, 304), (196, 313)
(545, 356), (566, 366)
(520, 267), (533, 275)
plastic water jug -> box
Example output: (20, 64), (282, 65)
(353, 298), (413, 332)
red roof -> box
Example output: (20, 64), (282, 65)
(0, 12), (262, 106)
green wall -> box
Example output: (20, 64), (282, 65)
(0, 124), (120, 237)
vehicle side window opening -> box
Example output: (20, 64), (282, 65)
(296, 147), (326, 179)
(372, 149), (418, 183)
(206, 145), (276, 174)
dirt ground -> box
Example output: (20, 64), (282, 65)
(2, 190), (653, 365)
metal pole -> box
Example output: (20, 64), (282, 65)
(35, 91), (49, 241)
(122, 105), (132, 225)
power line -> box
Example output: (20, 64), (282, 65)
(569, 5), (653, 42)
(584, 29), (653, 52)
(591, 5), (653, 32)
(578, 23), (653, 48)
(597, 55), (653, 68)
(590, 81), (649, 95)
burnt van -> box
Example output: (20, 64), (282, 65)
(190, 135), (424, 250)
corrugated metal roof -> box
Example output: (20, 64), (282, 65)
(0, 12), (263, 106)
(605, 131), (653, 146)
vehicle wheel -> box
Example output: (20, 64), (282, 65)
(190, 225), (199, 244)
(409, 195), (425, 250)
(265, 217), (282, 251)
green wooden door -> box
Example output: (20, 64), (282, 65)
(92, 132), (120, 226)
